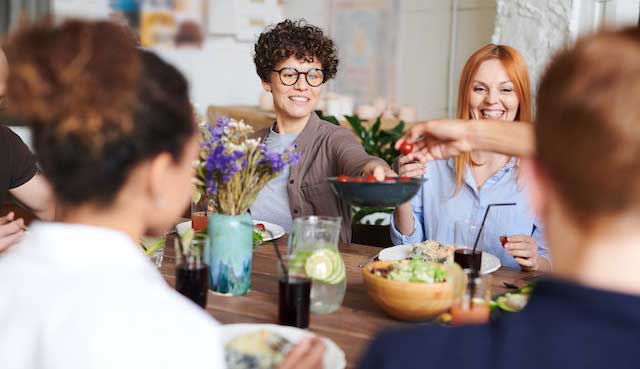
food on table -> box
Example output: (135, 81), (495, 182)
(253, 228), (264, 245)
(408, 240), (454, 264)
(399, 141), (414, 155)
(371, 259), (448, 284)
(333, 175), (419, 183)
(253, 223), (268, 245)
(225, 329), (293, 369)
(493, 284), (533, 312)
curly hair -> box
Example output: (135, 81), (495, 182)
(253, 19), (338, 83)
(4, 20), (194, 206)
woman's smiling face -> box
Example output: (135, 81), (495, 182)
(263, 56), (323, 122)
(469, 58), (519, 121)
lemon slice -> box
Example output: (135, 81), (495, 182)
(304, 249), (345, 284)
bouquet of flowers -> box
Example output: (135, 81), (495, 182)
(194, 116), (301, 215)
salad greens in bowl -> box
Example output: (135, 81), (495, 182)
(362, 259), (465, 321)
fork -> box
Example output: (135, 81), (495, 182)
(358, 252), (380, 268)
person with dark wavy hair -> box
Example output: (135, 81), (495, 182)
(0, 20), (323, 369)
(251, 19), (393, 242)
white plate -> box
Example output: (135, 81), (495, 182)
(253, 220), (285, 242)
(378, 244), (501, 274)
(175, 220), (285, 242)
(220, 323), (346, 369)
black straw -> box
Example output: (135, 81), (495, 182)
(471, 202), (516, 276)
(469, 202), (517, 307)
(273, 242), (288, 281)
(174, 226), (188, 263)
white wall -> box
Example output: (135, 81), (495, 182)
(493, 0), (639, 97)
(492, 0), (573, 98)
(397, 0), (496, 119)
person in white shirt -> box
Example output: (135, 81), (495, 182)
(0, 20), (323, 369)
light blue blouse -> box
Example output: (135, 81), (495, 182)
(390, 158), (549, 269)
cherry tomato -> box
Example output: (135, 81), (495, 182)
(256, 223), (266, 231)
(500, 236), (508, 247)
(337, 175), (350, 182)
(365, 175), (377, 182)
(353, 176), (364, 182)
(399, 141), (414, 155)
(399, 176), (411, 182)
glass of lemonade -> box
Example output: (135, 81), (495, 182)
(288, 216), (345, 314)
(451, 269), (492, 325)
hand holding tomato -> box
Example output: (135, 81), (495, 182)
(397, 152), (427, 178)
(399, 141), (414, 155)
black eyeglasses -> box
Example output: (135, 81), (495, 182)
(272, 67), (325, 87)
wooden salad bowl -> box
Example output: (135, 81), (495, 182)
(361, 260), (465, 321)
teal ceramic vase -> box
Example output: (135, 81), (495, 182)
(208, 212), (253, 295)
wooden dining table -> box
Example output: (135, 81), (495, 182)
(159, 236), (543, 369)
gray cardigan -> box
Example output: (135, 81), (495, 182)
(256, 112), (388, 243)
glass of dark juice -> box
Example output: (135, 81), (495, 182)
(175, 232), (209, 308)
(454, 220), (484, 271)
(278, 255), (311, 328)
(454, 248), (483, 270)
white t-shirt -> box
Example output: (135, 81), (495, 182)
(0, 222), (226, 369)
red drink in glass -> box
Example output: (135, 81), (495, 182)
(191, 211), (208, 232)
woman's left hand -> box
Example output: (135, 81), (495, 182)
(503, 235), (539, 271)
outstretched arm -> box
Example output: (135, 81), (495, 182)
(396, 119), (534, 159)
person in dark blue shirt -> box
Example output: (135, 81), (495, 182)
(361, 27), (640, 369)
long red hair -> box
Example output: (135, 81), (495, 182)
(454, 44), (532, 192)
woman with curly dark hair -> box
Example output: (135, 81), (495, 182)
(251, 19), (393, 242)
(0, 20), (324, 369)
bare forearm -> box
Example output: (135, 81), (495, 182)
(393, 203), (415, 236)
(469, 121), (534, 157)
(9, 175), (55, 221)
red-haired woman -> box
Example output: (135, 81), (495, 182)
(392, 45), (550, 272)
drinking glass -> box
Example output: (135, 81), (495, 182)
(175, 232), (209, 308)
(451, 269), (492, 325)
(453, 219), (484, 271)
(288, 216), (345, 314)
(191, 195), (211, 232)
(141, 236), (165, 268)
(278, 254), (311, 328)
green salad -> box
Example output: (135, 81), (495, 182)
(374, 259), (447, 283)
